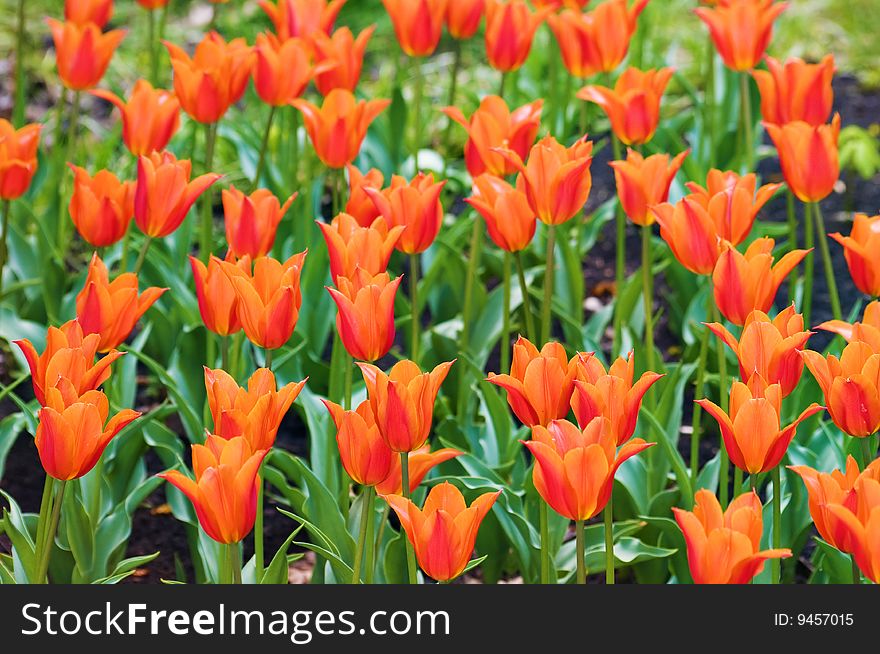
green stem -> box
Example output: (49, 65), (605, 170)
(498, 71), (508, 100)
(501, 252), (512, 373)
(229, 542), (242, 584)
(132, 236), (152, 275)
(364, 491), (377, 585)
(331, 167), (342, 217)
(812, 202), (842, 321)
(442, 41), (462, 171)
(786, 190), (798, 304)
(400, 452), (418, 584)
(36, 480), (66, 584)
(409, 254), (420, 363)
(57, 91), (81, 254)
(771, 465), (781, 584)
(32, 475), (54, 580)
(704, 34), (716, 169)
(689, 314), (710, 484)
(750, 474), (757, 493)
(264, 347), (273, 371)
(0, 199), (11, 300)
(12, 0), (26, 127)
(859, 436), (875, 470)
(252, 106), (277, 192)
(514, 251), (537, 342)
(410, 60), (424, 171)
(456, 218), (482, 418)
(118, 222), (132, 273)
(343, 353), (353, 411)
(328, 335), (343, 402)
(851, 555), (861, 585)
(351, 486), (374, 584)
(221, 335), (229, 371)
(541, 225), (557, 344)
(575, 520), (586, 585)
(802, 201), (815, 326)
(713, 302), (730, 508)
(734, 467), (743, 496)
(254, 471), (264, 582)
(739, 72), (753, 172)
(611, 135), (625, 356)
(641, 225), (656, 396)
(147, 8), (158, 86)
(539, 501), (550, 584)
(199, 122), (218, 263)
(604, 500), (614, 585)
(290, 109), (300, 190)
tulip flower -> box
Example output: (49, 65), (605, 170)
(572, 351), (663, 445)
(311, 26), (374, 95)
(802, 340), (880, 437)
(829, 213), (880, 298)
(68, 165), (134, 248)
(445, 0), (485, 39)
(76, 253), (167, 352)
(328, 270), (402, 362)
(712, 238), (810, 326)
(441, 96), (543, 177)
(358, 359), (454, 452)
(37, 388), (140, 481)
(532, 0), (590, 6)
(190, 254), (251, 337)
(673, 489), (791, 584)
(134, 151), (221, 239)
(318, 213), (403, 283)
(382, 0), (446, 57)
(752, 55), (835, 126)
(697, 375), (822, 474)
(790, 456), (880, 553)
(707, 305), (811, 397)
(484, 0), (551, 72)
(65, 0), (113, 29)
(324, 399), (394, 486)
(91, 80), (181, 156)
(764, 114), (840, 203)
(222, 186), (296, 259)
(525, 417), (654, 521)
(205, 367), (305, 451)
(824, 477), (880, 582)
(609, 149), (688, 226)
(346, 165), (385, 226)
(695, 0), (787, 71)
(547, 0), (649, 78)
(0, 120), (40, 200)
(47, 19), (126, 91)
(14, 319), (123, 407)
(375, 445), (462, 496)
(651, 198), (724, 275)
(223, 252), (307, 350)
(292, 89), (390, 169)
(160, 435), (268, 544)
(817, 301), (880, 351)
(465, 174), (536, 252)
(578, 67), (673, 146)
(385, 482), (500, 582)
(137, 0), (170, 8)
(259, 0), (346, 40)
(253, 34), (316, 106)
(364, 173), (445, 254)
(165, 33), (254, 124)
(487, 337), (580, 427)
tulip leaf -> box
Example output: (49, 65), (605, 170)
(0, 489), (37, 583)
(460, 555), (488, 577)
(261, 522), (304, 585)
(92, 552), (160, 584)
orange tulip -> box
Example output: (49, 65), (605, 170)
(829, 213), (880, 298)
(487, 337), (579, 427)
(190, 253), (250, 337)
(253, 33), (315, 106)
(165, 32), (254, 124)
(37, 388), (140, 481)
(318, 213), (403, 283)
(673, 489), (791, 584)
(707, 305), (811, 397)
(327, 270), (402, 362)
(76, 253), (167, 352)
(547, 0), (648, 78)
(259, 0), (346, 40)
(364, 173), (446, 254)
(577, 67), (673, 145)
(802, 340), (880, 438)
(790, 456), (880, 554)
(823, 477), (880, 582)
(609, 148), (688, 226)
(382, 0), (447, 57)
(695, 0), (787, 71)
(441, 96), (543, 177)
(137, 0), (170, 8)
(311, 26), (374, 96)
(817, 301), (880, 351)
(385, 482), (499, 582)
(712, 238), (809, 325)
(68, 165), (134, 247)
(651, 199), (724, 275)
(697, 375), (822, 474)
(134, 151), (221, 239)
(525, 417), (653, 520)
(445, 0), (485, 39)
(752, 55), (835, 126)
(205, 367), (305, 451)
(484, 0), (551, 72)
(47, 19), (125, 91)
(91, 80), (181, 157)
(324, 399), (394, 486)
(500, 135), (593, 226)
(65, 0), (113, 28)
(375, 445), (462, 496)
(292, 89), (390, 169)
(14, 319), (123, 407)
(358, 359), (454, 452)
(222, 186), (296, 259)
(346, 165), (385, 227)
(160, 435), (268, 544)
(764, 113), (840, 203)
(0, 120), (40, 200)
(466, 174), (536, 252)
(572, 351), (663, 445)
(223, 252), (307, 350)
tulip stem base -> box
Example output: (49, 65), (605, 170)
(712, 302), (730, 508)
(409, 254), (420, 364)
(35, 479), (66, 584)
(514, 251), (537, 343)
(812, 202), (842, 321)
(576, 520), (586, 585)
(32, 475), (54, 581)
(199, 122), (218, 264)
(539, 501), (550, 584)
(352, 486), (374, 584)
(689, 298), (711, 485)
(400, 452), (419, 584)
(604, 500), (614, 585)
(255, 468), (265, 583)
(802, 201), (815, 327)
(786, 190), (799, 305)
(225, 543), (241, 585)
(456, 218), (483, 419)
(501, 252), (512, 374)
(611, 134), (625, 356)
(364, 491), (377, 585)
(343, 353), (353, 411)
(252, 105), (277, 192)
(132, 236), (152, 276)
(541, 225), (557, 344)
(771, 466), (781, 584)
